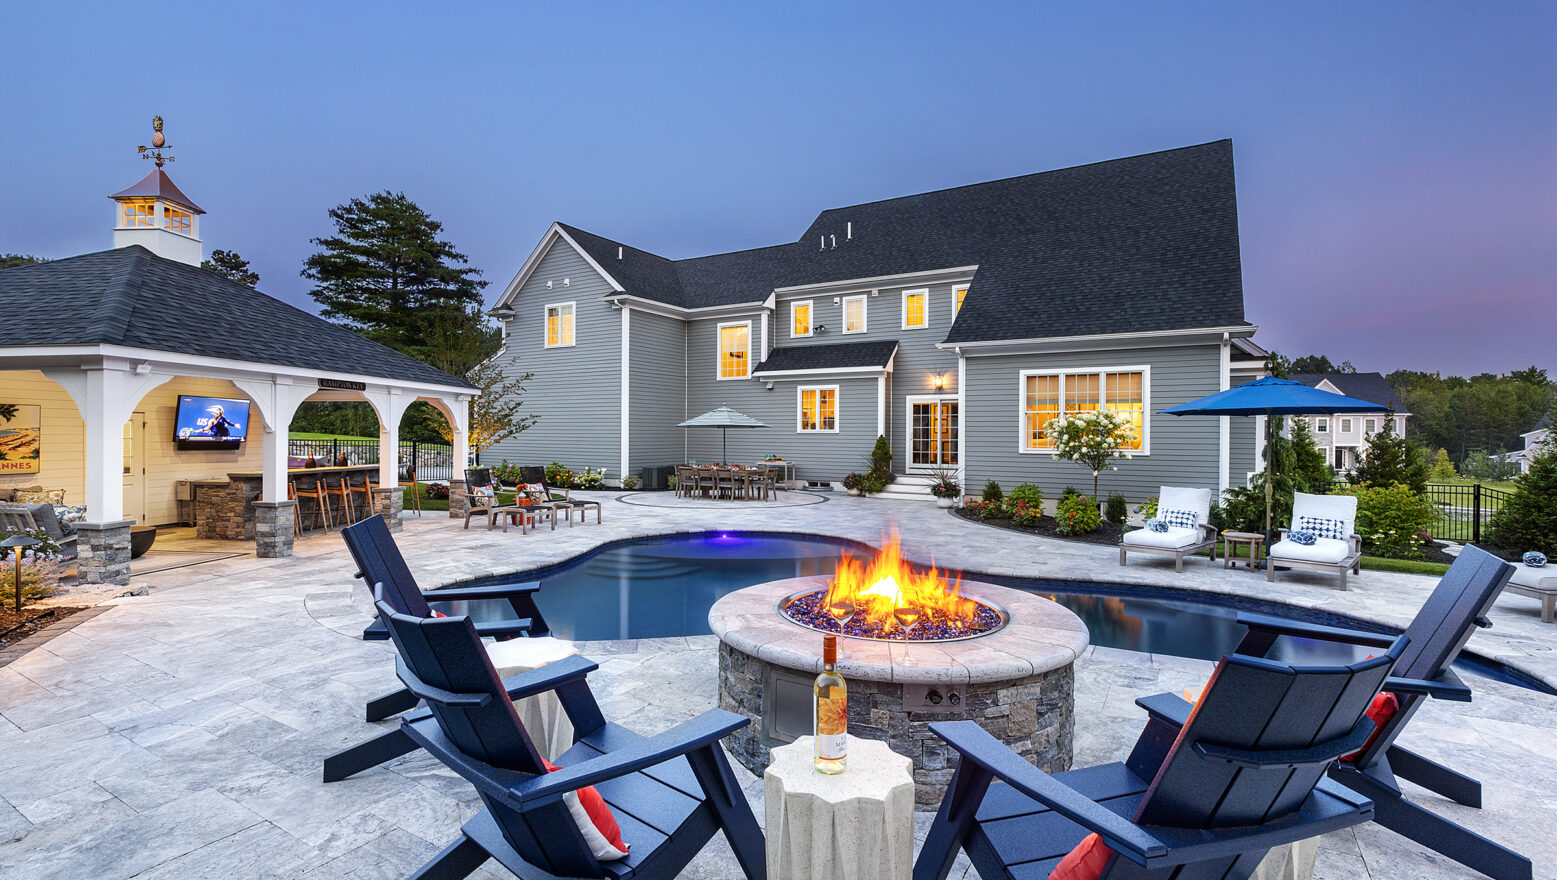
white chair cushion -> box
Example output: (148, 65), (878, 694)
(484, 636), (579, 678)
(1124, 526), (1202, 550)
(1270, 537), (1350, 565)
(1158, 487), (1212, 525)
(1290, 492), (1357, 538)
(1509, 563), (1557, 590)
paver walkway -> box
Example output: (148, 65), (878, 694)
(1, 492), (1553, 878)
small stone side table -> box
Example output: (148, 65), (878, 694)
(764, 735), (915, 880)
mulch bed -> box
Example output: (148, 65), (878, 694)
(952, 508), (1127, 546)
(0, 605), (90, 654)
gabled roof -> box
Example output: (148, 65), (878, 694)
(1290, 373), (1405, 412)
(753, 341), (899, 376)
(535, 141), (1247, 343)
(108, 169), (205, 214)
(0, 246), (473, 389)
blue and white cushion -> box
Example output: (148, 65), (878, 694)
(1525, 551), (1548, 568)
(1288, 530), (1317, 546)
(1159, 508), (1199, 530)
(1295, 515), (1347, 541)
(1146, 518), (1168, 533)
(53, 504), (87, 537)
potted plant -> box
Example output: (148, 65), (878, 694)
(841, 472), (865, 496)
(929, 468), (961, 508)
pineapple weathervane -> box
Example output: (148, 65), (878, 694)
(137, 115), (174, 168)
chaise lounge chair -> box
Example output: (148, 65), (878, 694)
(373, 595), (767, 879)
(1228, 544), (1531, 880)
(1118, 486), (1217, 572)
(1267, 491), (1362, 589)
(914, 632), (1407, 880)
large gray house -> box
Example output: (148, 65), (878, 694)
(485, 141), (1264, 500)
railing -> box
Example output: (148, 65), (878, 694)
(286, 438), (455, 483)
(1422, 482), (1515, 544)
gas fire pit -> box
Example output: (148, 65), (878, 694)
(710, 538), (1089, 807)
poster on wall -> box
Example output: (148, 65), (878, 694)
(0, 403), (42, 474)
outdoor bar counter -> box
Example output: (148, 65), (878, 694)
(195, 465), (380, 540)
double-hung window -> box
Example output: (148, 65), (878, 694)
(902, 288), (929, 329)
(1316, 418), (1329, 433)
(1340, 418), (1353, 434)
(797, 386), (838, 432)
(954, 283), (969, 316)
(791, 300), (812, 337)
(842, 295), (867, 334)
(1365, 418), (1377, 435)
(718, 321), (751, 379)
(1020, 368), (1147, 452)
(545, 302), (575, 347)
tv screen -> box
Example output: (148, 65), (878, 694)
(173, 395), (251, 443)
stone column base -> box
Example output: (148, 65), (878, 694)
(372, 486), (405, 532)
(75, 520), (135, 585)
(252, 501), (297, 558)
(448, 479), (467, 520)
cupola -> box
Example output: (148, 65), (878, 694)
(108, 116), (204, 265)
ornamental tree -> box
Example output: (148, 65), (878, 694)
(1046, 409), (1137, 497)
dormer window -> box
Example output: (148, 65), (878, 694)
(164, 206), (192, 235)
(122, 199), (156, 228)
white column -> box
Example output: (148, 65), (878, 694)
(233, 377), (317, 502)
(620, 306), (631, 481)
(444, 395), (471, 480)
(45, 363), (171, 524)
(1218, 335), (1231, 494)
(957, 351), (967, 483)
(877, 375), (887, 438)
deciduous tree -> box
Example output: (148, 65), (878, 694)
(433, 358), (537, 456)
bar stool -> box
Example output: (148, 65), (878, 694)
(294, 475), (332, 533)
(286, 484), (302, 537)
(326, 472), (356, 525)
(351, 472), (378, 521)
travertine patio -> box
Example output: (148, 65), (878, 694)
(1, 492), (1553, 879)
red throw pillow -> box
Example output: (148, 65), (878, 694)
(430, 610), (447, 618)
(542, 758), (630, 861)
(1343, 692), (1399, 762)
(1050, 832), (1112, 880)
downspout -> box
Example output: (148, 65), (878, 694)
(1218, 332), (1230, 494)
(620, 306), (631, 483)
(957, 348), (967, 485)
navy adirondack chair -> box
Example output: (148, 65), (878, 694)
(1228, 544), (1530, 880)
(373, 595), (766, 880)
(914, 634), (1407, 880)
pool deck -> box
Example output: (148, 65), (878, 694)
(1, 491), (1554, 878)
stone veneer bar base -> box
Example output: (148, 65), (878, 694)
(373, 486), (404, 532)
(447, 479), (467, 520)
(75, 520), (135, 585)
(252, 501), (297, 558)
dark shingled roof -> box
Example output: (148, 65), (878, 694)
(1291, 373), (1405, 412)
(0, 246), (473, 389)
(553, 141), (1247, 343)
(753, 341), (899, 374)
(108, 169), (205, 214)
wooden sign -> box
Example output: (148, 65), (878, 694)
(0, 403), (41, 474)
(318, 378), (367, 392)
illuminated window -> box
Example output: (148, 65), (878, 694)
(954, 283), (969, 316)
(121, 199), (156, 228)
(842, 295), (867, 334)
(1021, 368), (1148, 452)
(164, 206), (192, 235)
(545, 302), (575, 347)
(798, 386), (838, 432)
(791, 300), (812, 337)
(902, 288), (928, 329)
(718, 322), (750, 379)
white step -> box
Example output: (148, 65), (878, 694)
(875, 474), (939, 501)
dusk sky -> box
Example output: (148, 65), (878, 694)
(3, 2), (1551, 376)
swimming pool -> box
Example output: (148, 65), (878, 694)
(438, 531), (1547, 692)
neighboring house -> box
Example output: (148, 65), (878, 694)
(1516, 411), (1552, 474)
(485, 141), (1258, 500)
(1289, 373), (1408, 471)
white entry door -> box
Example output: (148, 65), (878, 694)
(906, 396), (958, 472)
(123, 413), (146, 523)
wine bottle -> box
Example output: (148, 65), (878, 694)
(814, 633), (847, 774)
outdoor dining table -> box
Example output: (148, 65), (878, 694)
(682, 465), (775, 500)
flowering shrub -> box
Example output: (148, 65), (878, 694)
(962, 499), (1002, 520)
(1055, 493), (1103, 536)
(493, 460), (526, 485)
(576, 467), (607, 490)
(424, 483), (450, 500)
(1046, 409), (1137, 497)
(0, 527), (62, 559)
(929, 469), (961, 499)
(1006, 500), (1044, 527)
(1134, 495), (1160, 519)
(2, 548), (66, 605)
(842, 472), (866, 493)
(545, 461), (578, 488)
(1340, 482), (1439, 560)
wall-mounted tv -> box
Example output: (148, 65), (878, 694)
(173, 395), (251, 449)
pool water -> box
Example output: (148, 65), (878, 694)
(440, 532), (1539, 690)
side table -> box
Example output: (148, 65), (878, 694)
(764, 735), (914, 880)
(1222, 531), (1266, 572)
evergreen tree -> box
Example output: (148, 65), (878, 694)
(0, 254), (48, 269)
(201, 249), (260, 286)
(1429, 447), (1458, 482)
(302, 191), (495, 374)
(1488, 434), (1557, 555)
(1348, 412), (1429, 493)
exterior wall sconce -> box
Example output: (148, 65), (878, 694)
(932, 373), (946, 390)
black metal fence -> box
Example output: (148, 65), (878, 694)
(1422, 482), (1515, 544)
(287, 438), (455, 483)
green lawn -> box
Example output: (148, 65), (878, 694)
(401, 482), (519, 513)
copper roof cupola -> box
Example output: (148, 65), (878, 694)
(109, 116), (204, 265)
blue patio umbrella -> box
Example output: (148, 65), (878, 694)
(1158, 376), (1388, 541)
(677, 405), (769, 465)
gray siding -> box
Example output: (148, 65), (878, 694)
(963, 345), (1223, 502)
(1230, 417), (1259, 487)
(627, 308), (688, 473)
(484, 240), (623, 479)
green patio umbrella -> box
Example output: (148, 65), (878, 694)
(678, 405), (769, 465)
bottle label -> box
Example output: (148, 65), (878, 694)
(816, 732), (847, 760)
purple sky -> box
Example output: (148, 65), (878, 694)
(3, 3), (1552, 376)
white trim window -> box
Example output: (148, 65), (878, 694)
(797, 385), (839, 433)
(1365, 418), (1378, 435)
(842, 294), (867, 334)
(1340, 418), (1353, 434)
(901, 288), (929, 330)
(954, 283), (969, 316)
(1019, 367), (1149, 453)
(1395, 416), (1405, 435)
(717, 321), (752, 380)
(545, 301), (576, 348)
(791, 300), (813, 338)
(1316, 417), (1329, 433)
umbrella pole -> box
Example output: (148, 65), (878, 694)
(1265, 412), (1275, 559)
(721, 427), (728, 465)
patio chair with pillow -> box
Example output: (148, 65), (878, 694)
(540, 477), (602, 525)
(1118, 486), (1217, 572)
(372, 597), (767, 880)
(1268, 491), (1362, 589)
(0, 502), (79, 558)
(914, 633), (1407, 880)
